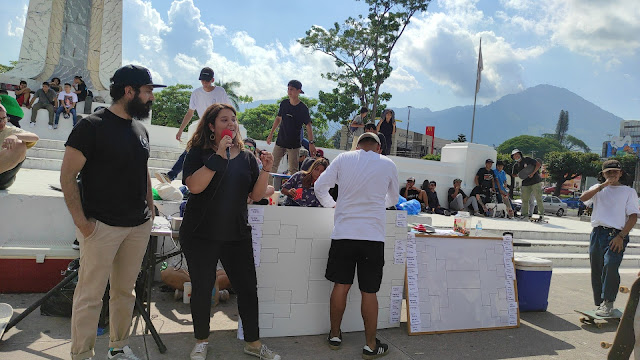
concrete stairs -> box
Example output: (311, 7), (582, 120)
(25, 139), (185, 180)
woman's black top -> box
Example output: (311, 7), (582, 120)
(180, 147), (259, 242)
(379, 119), (394, 141)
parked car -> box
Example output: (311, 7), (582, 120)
(512, 195), (568, 217)
(543, 186), (575, 195)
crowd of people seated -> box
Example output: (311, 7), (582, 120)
(0, 76), (93, 129)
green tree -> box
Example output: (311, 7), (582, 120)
(497, 135), (566, 160)
(422, 154), (441, 161)
(215, 80), (253, 109)
(151, 84), (194, 128)
(555, 110), (569, 143)
(0, 61), (18, 74)
(238, 103), (280, 140)
(544, 151), (601, 197)
(611, 153), (637, 187)
(299, 0), (429, 121)
(455, 133), (467, 142)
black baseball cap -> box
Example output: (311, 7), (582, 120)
(486, 158), (494, 163)
(602, 159), (622, 172)
(364, 122), (376, 131)
(111, 65), (166, 88)
(199, 67), (214, 81)
(288, 80), (304, 94)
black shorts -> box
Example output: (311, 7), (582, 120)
(0, 160), (23, 190)
(325, 239), (385, 293)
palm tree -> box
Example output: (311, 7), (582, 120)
(215, 80), (241, 109)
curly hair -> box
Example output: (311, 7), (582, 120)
(187, 103), (242, 151)
(301, 158), (329, 188)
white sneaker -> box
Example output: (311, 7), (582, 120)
(595, 300), (614, 317)
(48, 125), (53, 130)
(107, 345), (141, 359)
(53, 124), (58, 129)
(30, 122), (36, 127)
(190, 342), (208, 360)
(244, 344), (281, 360)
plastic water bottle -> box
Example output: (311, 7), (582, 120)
(475, 221), (483, 237)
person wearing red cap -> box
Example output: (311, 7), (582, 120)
(581, 159), (639, 317)
(61, 64), (165, 360)
(301, 148), (325, 171)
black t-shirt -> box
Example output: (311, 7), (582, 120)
(377, 132), (388, 155)
(512, 156), (542, 186)
(379, 119), (394, 140)
(470, 185), (489, 199)
(180, 148), (259, 241)
(426, 190), (440, 209)
(448, 187), (467, 202)
(476, 167), (495, 189)
(276, 99), (311, 149)
(76, 83), (88, 102)
(400, 187), (421, 202)
(65, 108), (151, 226)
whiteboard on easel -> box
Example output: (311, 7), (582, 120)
(405, 234), (519, 335)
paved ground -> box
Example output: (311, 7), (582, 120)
(0, 271), (637, 360)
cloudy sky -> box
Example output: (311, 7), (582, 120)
(2, 0), (639, 119)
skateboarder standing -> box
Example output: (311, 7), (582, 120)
(510, 149), (544, 220)
(580, 159), (639, 317)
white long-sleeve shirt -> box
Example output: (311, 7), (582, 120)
(314, 149), (399, 242)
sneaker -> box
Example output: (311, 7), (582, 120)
(107, 345), (141, 360)
(72, 239), (80, 250)
(595, 300), (614, 317)
(190, 342), (208, 360)
(327, 329), (342, 350)
(48, 124), (53, 130)
(244, 343), (281, 360)
(362, 339), (389, 359)
(155, 172), (172, 184)
(53, 124), (58, 129)
(30, 122), (36, 128)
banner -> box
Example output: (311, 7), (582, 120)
(425, 126), (435, 154)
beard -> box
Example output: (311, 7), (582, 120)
(125, 95), (153, 120)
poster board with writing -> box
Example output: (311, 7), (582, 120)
(405, 234), (519, 335)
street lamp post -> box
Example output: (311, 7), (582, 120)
(406, 106), (412, 156)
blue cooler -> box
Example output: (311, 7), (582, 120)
(514, 254), (553, 312)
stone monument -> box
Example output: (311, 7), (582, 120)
(0, 0), (122, 94)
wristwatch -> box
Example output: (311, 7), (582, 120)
(309, 140), (315, 144)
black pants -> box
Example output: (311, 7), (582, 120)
(180, 233), (259, 341)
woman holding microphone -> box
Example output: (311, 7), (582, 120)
(179, 103), (280, 360)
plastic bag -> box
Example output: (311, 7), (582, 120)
(397, 199), (421, 215)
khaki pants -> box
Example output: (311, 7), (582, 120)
(271, 144), (299, 179)
(521, 183), (543, 217)
(30, 102), (55, 124)
(70, 219), (152, 360)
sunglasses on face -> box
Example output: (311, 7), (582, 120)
(244, 144), (256, 151)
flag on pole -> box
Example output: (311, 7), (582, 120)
(475, 39), (483, 94)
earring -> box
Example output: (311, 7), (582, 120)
(210, 133), (215, 141)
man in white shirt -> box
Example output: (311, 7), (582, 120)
(156, 67), (231, 183)
(581, 159), (640, 317)
(53, 83), (79, 128)
(314, 132), (398, 359)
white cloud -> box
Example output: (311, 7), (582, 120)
(384, 67), (421, 92)
(125, 0), (170, 52)
(7, 4), (26, 38)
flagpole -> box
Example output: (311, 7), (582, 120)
(471, 38), (482, 143)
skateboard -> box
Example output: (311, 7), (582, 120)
(529, 215), (548, 223)
(575, 309), (623, 328)
(0, 303), (13, 340)
(517, 165), (536, 180)
(604, 277), (640, 358)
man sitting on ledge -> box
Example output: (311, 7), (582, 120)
(0, 104), (39, 190)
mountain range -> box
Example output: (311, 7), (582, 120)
(241, 84), (624, 151)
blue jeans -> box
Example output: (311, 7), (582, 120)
(54, 106), (77, 126)
(167, 151), (187, 180)
(589, 226), (628, 305)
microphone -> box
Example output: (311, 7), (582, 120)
(221, 129), (233, 159)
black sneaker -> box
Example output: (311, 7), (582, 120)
(362, 339), (388, 359)
(72, 239), (80, 250)
(327, 330), (342, 350)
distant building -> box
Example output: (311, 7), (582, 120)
(620, 120), (640, 144)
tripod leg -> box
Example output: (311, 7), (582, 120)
(134, 298), (166, 353)
(6, 271), (78, 331)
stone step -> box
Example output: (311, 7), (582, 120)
(515, 251), (640, 268)
(22, 157), (181, 180)
(31, 140), (185, 160)
(516, 239), (640, 255)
